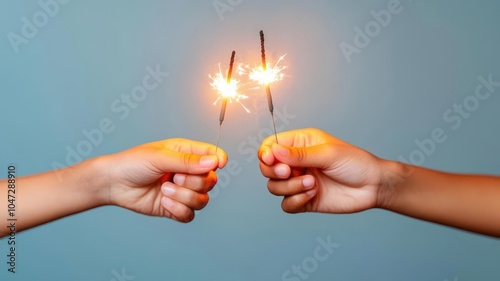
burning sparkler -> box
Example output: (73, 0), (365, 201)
(250, 30), (286, 143)
(209, 31), (286, 151)
(210, 53), (250, 112)
(211, 50), (239, 153)
(220, 50), (236, 126)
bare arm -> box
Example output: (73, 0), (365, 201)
(379, 162), (500, 237)
(0, 138), (227, 237)
(0, 159), (107, 236)
(259, 128), (500, 238)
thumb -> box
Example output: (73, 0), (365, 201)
(271, 143), (335, 169)
(155, 151), (219, 175)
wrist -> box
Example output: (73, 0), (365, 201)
(75, 156), (111, 207)
(375, 159), (412, 210)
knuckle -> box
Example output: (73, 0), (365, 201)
(178, 209), (195, 223)
(296, 148), (305, 163)
(260, 163), (272, 178)
(194, 194), (209, 210)
(283, 196), (302, 214)
(281, 200), (295, 214)
(181, 153), (192, 169)
(204, 172), (218, 192)
(267, 181), (279, 195)
(259, 162), (266, 173)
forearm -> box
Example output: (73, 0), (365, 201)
(0, 157), (109, 237)
(378, 161), (500, 237)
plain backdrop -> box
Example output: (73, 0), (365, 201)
(1, 1), (499, 280)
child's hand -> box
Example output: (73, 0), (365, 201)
(103, 138), (227, 222)
(258, 128), (390, 214)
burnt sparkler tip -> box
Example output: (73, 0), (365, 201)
(230, 51), (235, 65)
(260, 31), (267, 70)
(227, 51), (236, 83)
(260, 31), (265, 49)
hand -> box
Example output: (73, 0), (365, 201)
(259, 128), (391, 214)
(102, 138), (227, 222)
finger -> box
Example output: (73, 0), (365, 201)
(268, 175), (315, 196)
(260, 130), (301, 149)
(165, 139), (228, 169)
(271, 143), (336, 169)
(259, 128), (330, 166)
(259, 162), (291, 179)
(281, 189), (317, 214)
(214, 149), (228, 169)
(149, 149), (218, 175)
(160, 196), (195, 223)
(160, 208), (173, 219)
(258, 145), (275, 166)
(173, 171), (218, 193)
(261, 128), (326, 149)
(161, 182), (209, 210)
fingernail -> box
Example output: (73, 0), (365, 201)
(273, 144), (289, 157)
(275, 164), (288, 177)
(161, 184), (176, 196)
(161, 196), (174, 208)
(200, 155), (216, 168)
(302, 177), (314, 189)
(174, 174), (186, 185)
(306, 188), (317, 196)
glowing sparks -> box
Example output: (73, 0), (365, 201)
(256, 30), (281, 143)
(208, 32), (287, 119)
(236, 54), (287, 87)
(248, 54), (287, 86)
(209, 64), (250, 113)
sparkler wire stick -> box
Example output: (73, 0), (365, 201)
(215, 50), (236, 154)
(260, 30), (278, 143)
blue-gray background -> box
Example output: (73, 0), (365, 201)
(1, 0), (499, 280)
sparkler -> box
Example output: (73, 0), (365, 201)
(213, 50), (237, 153)
(209, 31), (286, 152)
(220, 50), (236, 125)
(257, 30), (280, 143)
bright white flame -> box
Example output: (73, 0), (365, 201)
(247, 54), (287, 85)
(209, 63), (250, 113)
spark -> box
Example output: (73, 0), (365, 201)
(245, 30), (285, 143)
(209, 64), (250, 115)
(211, 50), (248, 154)
(247, 54), (287, 86)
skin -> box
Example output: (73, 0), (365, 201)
(0, 138), (227, 237)
(259, 128), (500, 238)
